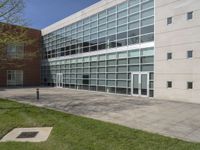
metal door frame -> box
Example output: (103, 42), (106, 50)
(56, 73), (63, 88)
(131, 72), (149, 97)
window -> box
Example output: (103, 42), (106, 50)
(117, 10), (127, 18)
(167, 17), (172, 25)
(90, 14), (97, 22)
(129, 13), (139, 22)
(7, 43), (24, 58)
(98, 10), (107, 19)
(141, 17), (154, 26)
(187, 82), (193, 89)
(167, 81), (172, 88)
(128, 21), (139, 29)
(107, 14), (116, 22)
(141, 34), (154, 43)
(118, 2), (127, 11)
(129, 0), (139, 7)
(187, 11), (193, 20)
(167, 52), (172, 60)
(128, 29), (139, 37)
(141, 8), (154, 19)
(141, 0), (154, 10)
(118, 25), (127, 33)
(7, 70), (23, 86)
(129, 5), (139, 14)
(107, 6), (116, 15)
(83, 75), (89, 85)
(187, 50), (193, 58)
(141, 25), (154, 34)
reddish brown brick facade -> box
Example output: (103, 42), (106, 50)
(0, 24), (41, 87)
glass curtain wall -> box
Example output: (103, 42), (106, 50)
(41, 47), (154, 97)
(42, 0), (154, 59)
(41, 0), (155, 97)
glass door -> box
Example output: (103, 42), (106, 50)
(131, 72), (149, 97)
(56, 73), (63, 88)
(141, 73), (148, 96)
(132, 74), (139, 95)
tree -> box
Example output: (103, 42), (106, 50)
(0, 0), (40, 70)
(0, 0), (27, 45)
(0, 0), (25, 25)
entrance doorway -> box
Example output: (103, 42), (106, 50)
(56, 73), (63, 88)
(131, 72), (149, 97)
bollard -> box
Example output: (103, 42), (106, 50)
(36, 88), (39, 100)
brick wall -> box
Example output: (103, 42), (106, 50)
(0, 24), (41, 87)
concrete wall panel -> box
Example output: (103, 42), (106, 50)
(155, 0), (200, 103)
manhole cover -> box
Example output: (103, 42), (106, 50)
(0, 127), (53, 142)
(17, 132), (38, 138)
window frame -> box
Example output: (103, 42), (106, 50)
(187, 50), (193, 59)
(167, 17), (172, 25)
(7, 43), (24, 59)
(187, 82), (193, 89)
(187, 11), (193, 20)
(167, 52), (172, 60)
(167, 81), (172, 88)
(7, 70), (23, 86)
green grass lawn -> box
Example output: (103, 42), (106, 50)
(0, 99), (200, 150)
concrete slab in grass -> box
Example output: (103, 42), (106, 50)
(0, 127), (53, 142)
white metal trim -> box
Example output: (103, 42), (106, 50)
(56, 73), (64, 88)
(131, 72), (149, 97)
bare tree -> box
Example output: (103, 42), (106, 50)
(0, 0), (25, 25)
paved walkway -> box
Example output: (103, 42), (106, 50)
(0, 87), (200, 142)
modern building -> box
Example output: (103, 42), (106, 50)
(41, 0), (155, 97)
(40, 0), (200, 103)
(1, 0), (198, 103)
(0, 23), (41, 87)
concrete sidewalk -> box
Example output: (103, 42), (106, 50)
(0, 87), (200, 142)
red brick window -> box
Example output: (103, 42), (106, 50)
(7, 43), (24, 59)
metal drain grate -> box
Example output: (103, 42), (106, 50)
(16, 132), (38, 138)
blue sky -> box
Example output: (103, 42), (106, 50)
(24, 0), (100, 29)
